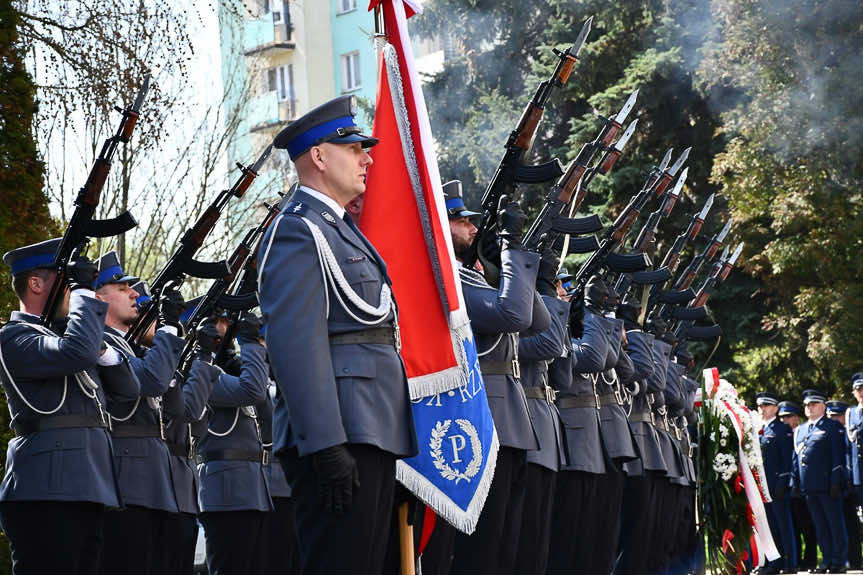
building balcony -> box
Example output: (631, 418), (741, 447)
(243, 15), (294, 58)
(249, 96), (298, 134)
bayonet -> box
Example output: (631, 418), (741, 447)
(571, 16), (593, 58)
(668, 147), (691, 177)
(615, 89), (639, 124)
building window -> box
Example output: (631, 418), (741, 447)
(273, 9), (282, 23)
(338, 0), (356, 14)
(259, 0), (270, 14)
(341, 52), (361, 92)
(266, 65), (294, 102)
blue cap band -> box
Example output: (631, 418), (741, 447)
(94, 265), (125, 289)
(445, 197), (467, 212)
(10, 253), (55, 275)
(287, 115), (357, 159)
(136, 295), (151, 307)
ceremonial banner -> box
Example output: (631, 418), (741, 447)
(361, 0), (497, 534)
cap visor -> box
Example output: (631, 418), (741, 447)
(329, 133), (379, 148)
(557, 273), (574, 282)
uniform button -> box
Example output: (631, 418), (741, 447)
(55, 441), (61, 447)
(343, 368), (349, 374)
(124, 449), (129, 455)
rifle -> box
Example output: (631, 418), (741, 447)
(176, 203), (283, 376)
(466, 17), (593, 274)
(613, 167), (688, 297)
(522, 91), (638, 254)
(40, 76), (150, 325)
(572, 148), (690, 294)
(126, 144), (273, 343)
(672, 219), (732, 291)
(213, 193), (291, 366)
(669, 242), (742, 341)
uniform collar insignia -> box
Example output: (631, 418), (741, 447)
(292, 202), (303, 213)
(321, 210), (337, 225)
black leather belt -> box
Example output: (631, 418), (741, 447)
(167, 442), (192, 458)
(12, 414), (108, 436)
(556, 393), (618, 409)
(200, 448), (269, 465)
(523, 386), (557, 403)
(329, 327), (395, 346)
(629, 411), (654, 424)
(479, 359), (519, 377)
(111, 424), (163, 439)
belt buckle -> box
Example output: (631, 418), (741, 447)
(544, 386), (557, 404)
(614, 388), (624, 405)
(512, 359), (521, 380)
(262, 450), (270, 466)
(393, 324), (402, 353)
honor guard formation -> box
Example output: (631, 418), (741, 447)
(0, 25), (859, 575)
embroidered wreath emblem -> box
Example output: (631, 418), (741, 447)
(429, 419), (483, 484)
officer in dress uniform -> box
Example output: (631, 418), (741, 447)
(547, 277), (611, 575)
(791, 389), (848, 573)
(443, 180), (551, 575)
(257, 95), (417, 575)
(674, 351), (701, 574)
(644, 320), (681, 574)
(0, 239), (141, 575)
(192, 313), (271, 575)
(90, 251), (185, 575)
(615, 295), (664, 575)
(827, 399), (861, 570)
(846, 375), (863, 570)
(152, 297), (214, 575)
(781, 400), (819, 570)
(513, 250), (568, 575)
(756, 391), (796, 574)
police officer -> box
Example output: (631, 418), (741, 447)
(91, 251), (185, 575)
(0, 239), (140, 574)
(756, 391), (796, 574)
(827, 399), (861, 570)
(674, 349), (700, 574)
(257, 95), (417, 575)
(444, 180), (550, 575)
(513, 249), (568, 575)
(791, 389), (848, 573)
(152, 296), (214, 575)
(615, 295), (663, 575)
(781, 400), (819, 570)
(588, 286), (640, 575)
(193, 312), (271, 575)
(547, 276), (611, 575)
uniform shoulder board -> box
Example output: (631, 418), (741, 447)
(283, 201), (309, 217)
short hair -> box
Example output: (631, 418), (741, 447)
(12, 269), (53, 300)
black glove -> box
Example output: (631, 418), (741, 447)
(497, 195), (527, 245)
(235, 312), (262, 344)
(569, 296), (585, 339)
(536, 247), (559, 297)
(158, 288), (185, 334)
(830, 483), (842, 499)
(773, 482), (787, 501)
(66, 255), (98, 291)
(311, 444), (360, 515)
(194, 319), (222, 363)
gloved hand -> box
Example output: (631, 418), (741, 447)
(194, 319), (222, 363)
(536, 247), (560, 297)
(158, 287), (185, 334)
(830, 483), (842, 499)
(235, 311), (262, 344)
(497, 195), (527, 246)
(311, 444), (360, 515)
(773, 482), (787, 500)
(67, 255), (98, 291)
(569, 296), (585, 339)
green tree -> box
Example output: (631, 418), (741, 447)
(698, 0), (863, 397)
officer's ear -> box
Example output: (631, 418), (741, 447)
(308, 145), (326, 172)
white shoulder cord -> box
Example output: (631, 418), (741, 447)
(459, 268), (509, 357)
(207, 407), (240, 437)
(300, 217), (393, 325)
(0, 324), (68, 415)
